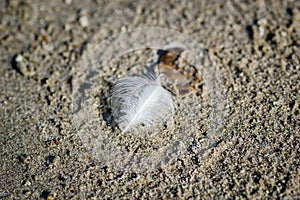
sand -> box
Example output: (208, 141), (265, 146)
(0, 0), (299, 199)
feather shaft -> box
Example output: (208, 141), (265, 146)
(111, 75), (174, 132)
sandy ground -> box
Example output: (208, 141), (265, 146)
(0, 0), (299, 199)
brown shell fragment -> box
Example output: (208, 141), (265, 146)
(157, 47), (185, 66)
(157, 47), (202, 96)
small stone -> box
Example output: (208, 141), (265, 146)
(121, 26), (127, 32)
(24, 181), (31, 186)
(65, 0), (72, 4)
(64, 24), (71, 31)
(259, 26), (264, 37)
(79, 16), (89, 27)
(257, 18), (267, 25)
(281, 31), (287, 37)
(15, 54), (23, 62)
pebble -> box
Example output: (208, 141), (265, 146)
(15, 54), (23, 62)
(259, 26), (264, 37)
(65, 0), (72, 4)
(79, 16), (89, 27)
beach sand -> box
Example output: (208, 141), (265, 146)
(0, 0), (299, 199)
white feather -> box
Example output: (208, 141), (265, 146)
(111, 75), (174, 133)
